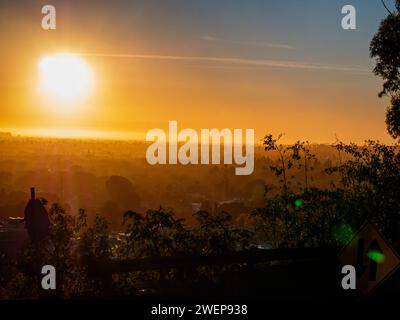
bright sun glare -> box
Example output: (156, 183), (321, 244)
(39, 54), (93, 103)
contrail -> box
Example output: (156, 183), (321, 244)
(74, 52), (370, 73)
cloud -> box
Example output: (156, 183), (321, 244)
(200, 35), (296, 50)
(77, 52), (370, 73)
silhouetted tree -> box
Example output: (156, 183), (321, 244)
(122, 207), (189, 258)
(105, 176), (141, 211)
(263, 134), (314, 191)
(288, 141), (316, 190)
(370, 3), (400, 137)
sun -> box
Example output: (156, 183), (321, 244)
(38, 54), (93, 103)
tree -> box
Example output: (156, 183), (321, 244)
(288, 141), (315, 190)
(105, 176), (141, 211)
(263, 134), (315, 191)
(370, 3), (400, 138)
(122, 207), (189, 258)
(262, 134), (292, 191)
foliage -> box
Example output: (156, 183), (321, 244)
(256, 136), (400, 248)
(386, 97), (400, 139)
(370, 5), (400, 137)
(328, 140), (400, 242)
(252, 187), (349, 248)
(79, 212), (112, 261)
(194, 210), (253, 254)
(263, 134), (316, 191)
(122, 207), (191, 258)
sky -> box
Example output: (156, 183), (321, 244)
(0, 0), (397, 143)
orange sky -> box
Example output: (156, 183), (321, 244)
(0, 0), (394, 144)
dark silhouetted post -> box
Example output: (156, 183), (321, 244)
(24, 187), (50, 298)
(24, 187), (50, 243)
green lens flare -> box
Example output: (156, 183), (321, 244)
(367, 249), (385, 263)
(294, 199), (303, 207)
(334, 224), (353, 245)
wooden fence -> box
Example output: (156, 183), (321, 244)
(87, 246), (340, 291)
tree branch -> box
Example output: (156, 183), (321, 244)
(381, 0), (394, 15)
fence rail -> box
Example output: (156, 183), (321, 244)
(88, 246), (339, 277)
